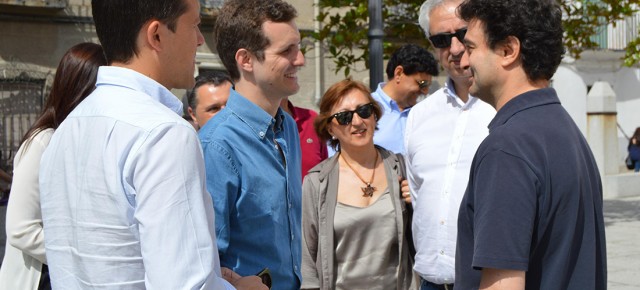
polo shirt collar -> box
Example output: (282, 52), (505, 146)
(226, 89), (285, 139)
(489, 87), (560, 131)
(96, 66), (183, 115)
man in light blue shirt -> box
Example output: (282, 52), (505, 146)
(38, 0), (264, 289)
(372, 44), (439, 154)
(199, 1), (305, 290)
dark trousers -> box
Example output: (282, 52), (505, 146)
(38, 264), (51, 290)
(420, 278), (454, 290)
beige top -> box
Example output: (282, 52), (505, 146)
(301, 146), (416, 290)
(0, 128), (52, 290)
(334, 190), (398, 290)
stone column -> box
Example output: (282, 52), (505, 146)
(587, 81), (619, 177)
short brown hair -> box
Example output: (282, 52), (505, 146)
(214, 0), (297, 81)
(314, 78), (382, 151)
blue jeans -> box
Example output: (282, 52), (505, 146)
(635, 160), (640, 172)
(421, 278), (454, 290)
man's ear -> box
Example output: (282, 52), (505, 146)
(235, 49), (253, 73)
(394, 65), (404, 82)
(500, 36), (520, 67)
(188, 107), (199, 127)
(145, 20), (164, 52)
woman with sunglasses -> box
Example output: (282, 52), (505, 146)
(301, 79), (416, 290)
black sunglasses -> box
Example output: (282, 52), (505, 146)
(429, 28), (467, 48)
(256, 267), (272, 289)
(416, 79), (431, 90)
(329, 103), (375, 125)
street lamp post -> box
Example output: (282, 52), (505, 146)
(368, 0), (384, 91)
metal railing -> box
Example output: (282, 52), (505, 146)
(0, 76), (45, 171)
(591, 12), (640, 50)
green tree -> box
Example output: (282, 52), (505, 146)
(304, 0), (640, 76)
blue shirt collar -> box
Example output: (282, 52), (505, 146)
(95, 66), (183, 115)
(225, 89), (286, 139)
(374, 82), (407, 112)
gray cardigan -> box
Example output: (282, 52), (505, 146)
(301, 147), (416, 290)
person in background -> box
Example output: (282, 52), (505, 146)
(37, 0), (263, 288)
(455, 0), (606, 289)
(371, 44), (439, 154)
(280, 97), (328, 176)
(406, 1), (496, 289)
(0, 42), (106, 290)
(628, 127), (640, 172)
(301, 78), (415, 290)
(187, 71), (233, 130)
(200, 0), (304, 289)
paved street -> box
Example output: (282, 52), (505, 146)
(604, 195), (640, 290)
(0, 196), (639, 288)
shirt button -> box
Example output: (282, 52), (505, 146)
(440, 250), (445, 255)
(291, 234), (294, 240)
(440, 220), (445, 225)
(259, 132), (265, 137)
(288, 203), (292, 209)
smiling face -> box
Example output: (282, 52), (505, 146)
(189, 81), (232, 128)
(396, 70), (433, 108)
(327, 89), (377, 151)
(460, 19), (501, 106)
(428, 1), (471, 86)
(162, 0), (204, 89)
(252, 20), (305, 100)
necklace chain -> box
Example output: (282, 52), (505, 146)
(341, 151), (379, 197)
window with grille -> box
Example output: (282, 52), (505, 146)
(0, 75), (45, 172)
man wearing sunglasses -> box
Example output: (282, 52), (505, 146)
(367, 44), (438, 155)
(403, 1), (496, 290)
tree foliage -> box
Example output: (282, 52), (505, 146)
(303, 0), (640, 76)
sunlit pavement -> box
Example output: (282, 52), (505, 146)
(0, 196), (638, 288)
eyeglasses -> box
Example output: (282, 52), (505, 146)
(416, 79), (431, 90)
(429, 28), (467, 49)
(256, 267), (272, 289)
(329, 103), (375, 125)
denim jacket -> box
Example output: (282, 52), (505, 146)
(200, 90), (302, 290)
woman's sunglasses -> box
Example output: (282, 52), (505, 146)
(328, 103), (375, 125)
(429, 28), (467, 48)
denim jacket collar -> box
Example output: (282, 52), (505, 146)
(226, 89), (286, 140)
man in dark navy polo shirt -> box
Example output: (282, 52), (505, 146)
(454, 0), (607, 289)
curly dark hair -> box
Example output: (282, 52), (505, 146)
(385, 44), (439, 79)
(214, 0), (297, 81)
(457, 0), (565, 81)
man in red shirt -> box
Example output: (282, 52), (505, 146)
(280, 98), (328, 176)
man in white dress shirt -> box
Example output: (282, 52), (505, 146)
(404, 0), (496, 289)
(38, 0), (265, 289)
